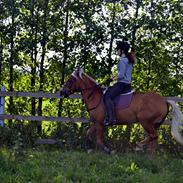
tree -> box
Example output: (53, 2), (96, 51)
(37, 0), (49, 134)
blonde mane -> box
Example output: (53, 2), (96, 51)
(72, 68), (98, 85)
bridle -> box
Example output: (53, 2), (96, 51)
(60, 77), (77, 96)
(61, 76), (103, 111)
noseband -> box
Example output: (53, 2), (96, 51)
(61, 77), (77, 97)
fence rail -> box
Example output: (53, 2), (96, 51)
(0, 91), (81, 99)
(0, 90), (183, 102)
(0, 114), (89, 123)
(0, 86), (182, 126)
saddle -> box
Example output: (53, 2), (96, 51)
(103, 85), (134, 110)
(113, 90), (134, 109)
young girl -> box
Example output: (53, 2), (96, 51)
(104, 41), (136, 126)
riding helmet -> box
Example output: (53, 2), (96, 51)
(116, 41), (130, 52)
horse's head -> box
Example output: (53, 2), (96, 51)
(60, 67), (84, 97)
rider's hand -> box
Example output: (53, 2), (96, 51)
(112, 75), (117, 81)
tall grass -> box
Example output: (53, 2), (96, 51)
(0, 148), (183, 183)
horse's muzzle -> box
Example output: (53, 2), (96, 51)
(60, 89), (71, 98)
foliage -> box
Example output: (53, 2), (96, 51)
(0, 0), (182, 151)
(0, 149), (183, 183)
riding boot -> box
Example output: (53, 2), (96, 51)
(104, 99), (117, 126)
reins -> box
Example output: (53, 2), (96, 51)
(85, 85), (101, 100)
(87, 97), (102, 111)
(79, 78), (112, 111)
(80, 84), (104, 112)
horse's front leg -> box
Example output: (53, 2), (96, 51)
(96, 122), (111, 154)
(85, 124), (96, 153)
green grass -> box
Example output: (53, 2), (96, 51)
(0, 148), (183, 183)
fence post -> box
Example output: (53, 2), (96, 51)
(0, 85), (5, 126)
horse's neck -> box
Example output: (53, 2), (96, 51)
(81, 74), (97, 88)
(80, 75), (102, 109)
(80, 76), (97, 95)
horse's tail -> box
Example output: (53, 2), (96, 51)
(167, 100), (183, 145)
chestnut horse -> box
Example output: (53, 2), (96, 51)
(60, 68), (183, 153)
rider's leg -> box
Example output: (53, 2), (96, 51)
(103, 97), (116, 125)
(103, 82), (128, 126)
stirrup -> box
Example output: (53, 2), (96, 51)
(104, 119), (117, 126)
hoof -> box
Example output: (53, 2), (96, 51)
(134, 142), (146, 152)
(134, 146), (143, 152)
(102, 146), (111, 154)
(87, 149), (93, 154)
(111, 150), (116, 155)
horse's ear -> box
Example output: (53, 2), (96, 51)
(72, 67), (79, 79)
(72, 67), (84, 80)
(78, 68), (84, 79)
(76, 66), (80, 71)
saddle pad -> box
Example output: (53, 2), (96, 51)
(114, 93), (133, 109)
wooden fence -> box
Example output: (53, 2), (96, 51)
(0, 85), (183, 126)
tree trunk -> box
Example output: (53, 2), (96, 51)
(57, 0), (69, 117)
(131, 0), (141, 49)
(0, 36), (3, 83)
(125, 0), (141, 148)
(8, 1), (16, 127)
(146, 0), (155, 90)
(37, 0), (49, 134)
(30, 0), (39, 132)
(107, 2), (116, 76)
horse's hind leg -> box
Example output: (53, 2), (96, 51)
(147, 123), (163, 152)
(138, 122), (158, 152)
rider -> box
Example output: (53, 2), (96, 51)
(104, 40), (136, 126)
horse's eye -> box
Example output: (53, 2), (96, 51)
(68, 80), (73, 87)
(64, 78), (74, 88)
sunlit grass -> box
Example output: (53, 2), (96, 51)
(0, 148), (183, 183)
